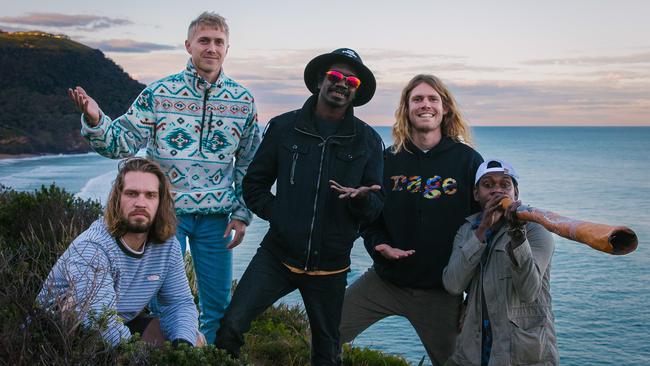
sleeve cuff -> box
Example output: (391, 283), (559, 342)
(230, 209), (252, 225)
(80, 111), (107, 134)
(509, 239), (533, 268)
(171, 338), (193, 347)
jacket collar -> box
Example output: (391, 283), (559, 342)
(405, 136), (456, 157)
(183, 58), (226, 92)
(295, 95), (357, 138)
(468, 212), (482, 227)
(466, 211), (508, 244)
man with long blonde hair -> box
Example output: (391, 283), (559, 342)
(38, 158), (201, 347)
(340, 74), (483, 365)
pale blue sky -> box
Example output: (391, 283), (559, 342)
(3, 0), (649, 125)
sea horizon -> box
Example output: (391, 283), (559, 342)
(2, 125), (648, 162)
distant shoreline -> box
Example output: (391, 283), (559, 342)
(0, 152), (94, 161)
(0, 153), (41, 160)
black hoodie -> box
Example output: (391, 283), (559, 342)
(362, 138), (483, 289)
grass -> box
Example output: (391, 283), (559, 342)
(0, 184), (412, 365)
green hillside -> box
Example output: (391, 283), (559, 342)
(0, 30), (145, 155)
(0, 31), (93, 52)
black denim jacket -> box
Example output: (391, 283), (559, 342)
(243, 95), (384, 271)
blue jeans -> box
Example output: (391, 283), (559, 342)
(177, 213), (232, 344)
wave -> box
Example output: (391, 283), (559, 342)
(0, 152), (100, 166)
(75, 169), (117, 205)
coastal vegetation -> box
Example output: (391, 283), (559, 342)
(0, 184), (411, 365)
(0, 30), (144, 155)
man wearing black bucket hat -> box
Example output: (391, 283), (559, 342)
(214, 48), (384, 365)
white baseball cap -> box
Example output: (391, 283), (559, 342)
(474, 158), (519, 185)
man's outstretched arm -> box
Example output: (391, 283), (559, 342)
(70, 85), (156, 158)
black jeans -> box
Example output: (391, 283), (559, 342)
(215, 246), (348, 366)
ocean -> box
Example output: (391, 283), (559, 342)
(1, 126), (649, 366)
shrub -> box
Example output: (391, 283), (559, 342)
(119, 341), (245, 366)
(243, 303), (311, 365)
(0, 184), (113, 364)
(342, 344), (411, 366)
(0, 183), (102, 249)
(0, 184), (413, 365)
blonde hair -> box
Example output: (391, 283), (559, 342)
(104, 158), (176, 243)
(187, 11), (229, 40)
(392, 74), (474, 153)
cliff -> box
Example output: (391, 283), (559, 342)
(0, 30), (145, 154)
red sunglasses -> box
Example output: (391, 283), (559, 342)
(325, 70), (362, 89)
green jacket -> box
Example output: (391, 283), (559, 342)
(443, 213), (558, 366)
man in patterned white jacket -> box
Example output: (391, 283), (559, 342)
(67, 12), (261, 343)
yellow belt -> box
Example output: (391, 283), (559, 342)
(283, 263), (349, 276)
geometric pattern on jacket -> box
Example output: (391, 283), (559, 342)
(81, 59), (261, 223)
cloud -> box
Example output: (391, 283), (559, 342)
(106, 48), (650, 126)
(544, 69), (650, 83)
(447, 79), (650, 125)
(105, 52), (188, 83)
(87, 39), (178, 53)
(360, 49), (464, 62)
(351, 77), (650, 126)
(0, 12), (131, 30)
(386, 63), (517, 75)
(523, 52), (650, 66)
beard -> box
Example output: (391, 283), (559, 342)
(321, 86), (352, 108)
(117, 215), (153, 234)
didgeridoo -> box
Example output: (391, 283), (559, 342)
(500, 198), (637, 255)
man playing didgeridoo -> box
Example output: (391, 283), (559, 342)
(442, 159), (558, 366)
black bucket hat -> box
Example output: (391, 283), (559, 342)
(303, 48), (376, 107)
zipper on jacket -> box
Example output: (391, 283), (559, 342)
(294, 126), (355, 271)
(198, 88), (210, 153)
(304, 140), (327, 270)
(479, 260), (484, 341)
(478, 236), (497, 348)
(290, 151), (299, 185)
(206, 112), (214, 149)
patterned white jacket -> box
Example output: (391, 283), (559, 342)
(82, 59), (260, 222)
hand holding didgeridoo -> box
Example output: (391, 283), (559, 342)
(499, 197), (638, 255)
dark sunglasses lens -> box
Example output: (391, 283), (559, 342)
(326, 71), (344, 82)
(346, 77), (361, 88)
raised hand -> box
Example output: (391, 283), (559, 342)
(329, 180), (381, 199)
(374, 243), (415, 260)
(475, 192), (508, 242)
(68, 86), (101, 126)
(504, 200), (524, 228)
(504, 199), (527, 248)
